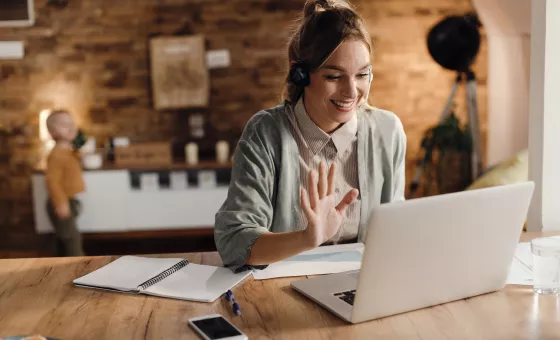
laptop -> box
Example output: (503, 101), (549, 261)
(291, 181), (535, 324)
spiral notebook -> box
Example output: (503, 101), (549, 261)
(73, 256), (251, 302)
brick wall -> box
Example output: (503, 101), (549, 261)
(0, 0), (486, 256)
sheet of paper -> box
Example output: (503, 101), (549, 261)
(252, 243), (364, 280)
(507, 257), (533, 285)
(252, 241), (538, 284)
(506, 242), (533, 285)
(514, 242), (532, 269)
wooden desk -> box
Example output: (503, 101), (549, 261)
(1, 232), (559, 339)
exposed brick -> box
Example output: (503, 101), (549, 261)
(0, 65), (16, 80)
(102, 68), (129, 88)
(0, 0), (487, 256)
(89, 107), (109, 124)
(74, 41), (134, 54)
(107, 97), (138, 109)
(0, 99), (28, 110)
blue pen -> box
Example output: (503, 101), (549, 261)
(225, 290), (242, 316)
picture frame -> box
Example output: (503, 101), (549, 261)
(149, 35), (209, 109)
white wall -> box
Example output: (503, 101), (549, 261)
(527, 0), (560, 231)
(486, 35), (531, 166)
(472, 0), (532, 167)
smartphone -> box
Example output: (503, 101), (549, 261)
(188, 314), (248, 340)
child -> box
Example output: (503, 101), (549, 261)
(44, 109), (86, 256)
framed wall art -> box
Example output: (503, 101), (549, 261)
(149, 35), (209, 109)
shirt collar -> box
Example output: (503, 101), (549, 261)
(294, 97), (358, 155)
(331, 107), (358, 154)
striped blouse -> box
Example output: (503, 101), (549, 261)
(287, 97), (361, 244)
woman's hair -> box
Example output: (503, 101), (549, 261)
(283, 0), (372, 104)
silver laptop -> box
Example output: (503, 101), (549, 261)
(291, 182), (535, 324)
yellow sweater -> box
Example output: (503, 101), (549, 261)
(45, 146), (85, 207)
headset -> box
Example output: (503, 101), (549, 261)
(289, 62), (311, 87)
(289, 62), (373, 87)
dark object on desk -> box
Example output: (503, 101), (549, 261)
(188, 314), (247, 340)
(225, 289), (242, 316)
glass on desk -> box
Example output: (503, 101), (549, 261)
(531, 237), (560, 295)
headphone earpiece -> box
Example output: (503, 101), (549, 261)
(289, 63), (310, 87)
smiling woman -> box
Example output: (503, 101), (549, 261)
(214, 0), (407, 273)
(302, 40), (372, 133)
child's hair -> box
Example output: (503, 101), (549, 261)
(283, 0), (372, 104)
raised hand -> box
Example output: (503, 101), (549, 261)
(300, 161), (359, 247)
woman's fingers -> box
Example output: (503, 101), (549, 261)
(336, 189), (359, 215)
(308, 169), (318, 209)
(300, 187), (314, 218)
(318, 161), (327, 198)
(327, 162), (336, 196)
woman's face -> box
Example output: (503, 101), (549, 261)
(304, 39), (371, 133)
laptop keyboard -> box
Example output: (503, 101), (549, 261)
(334, 289), (356, 305)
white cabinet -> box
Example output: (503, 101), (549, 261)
(76, 171), (129, 232)
(125, 188), (228, 230)
(32, 171), (128, 233)
(32, 170), (228, 233)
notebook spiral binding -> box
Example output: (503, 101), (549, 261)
(137, 259), (189, 291)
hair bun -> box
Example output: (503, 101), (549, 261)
(303, 0), (353, 19)
(316, 0), (331, 10)
(303, 0), (325, 18)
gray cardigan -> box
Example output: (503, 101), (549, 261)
(214, 101), (407, 272)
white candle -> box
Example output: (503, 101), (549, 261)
(185, 142), (198, 165)
(216, 140), (230, 163)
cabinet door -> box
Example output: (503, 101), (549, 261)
(32, 174), (54, 234)
(77, 171), (128, 232)
(32, 171), (128, 233)
(125, 188), (228, 230)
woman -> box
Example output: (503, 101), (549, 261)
(215, 0), (406, 272)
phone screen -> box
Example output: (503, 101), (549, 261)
(192, 316), (242, 339)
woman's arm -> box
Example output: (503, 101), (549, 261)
(246, 230), (312, 265)
(214, 115), (279, 272)
(215, 114), (357, 272)
(246, 161), (359, 265)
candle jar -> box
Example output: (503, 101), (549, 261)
(216, 140), (230, 163)
(185, 142), (199, 165)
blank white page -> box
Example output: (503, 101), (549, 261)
(143, 263), (251, 302)
(73, 256), (185, 292)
